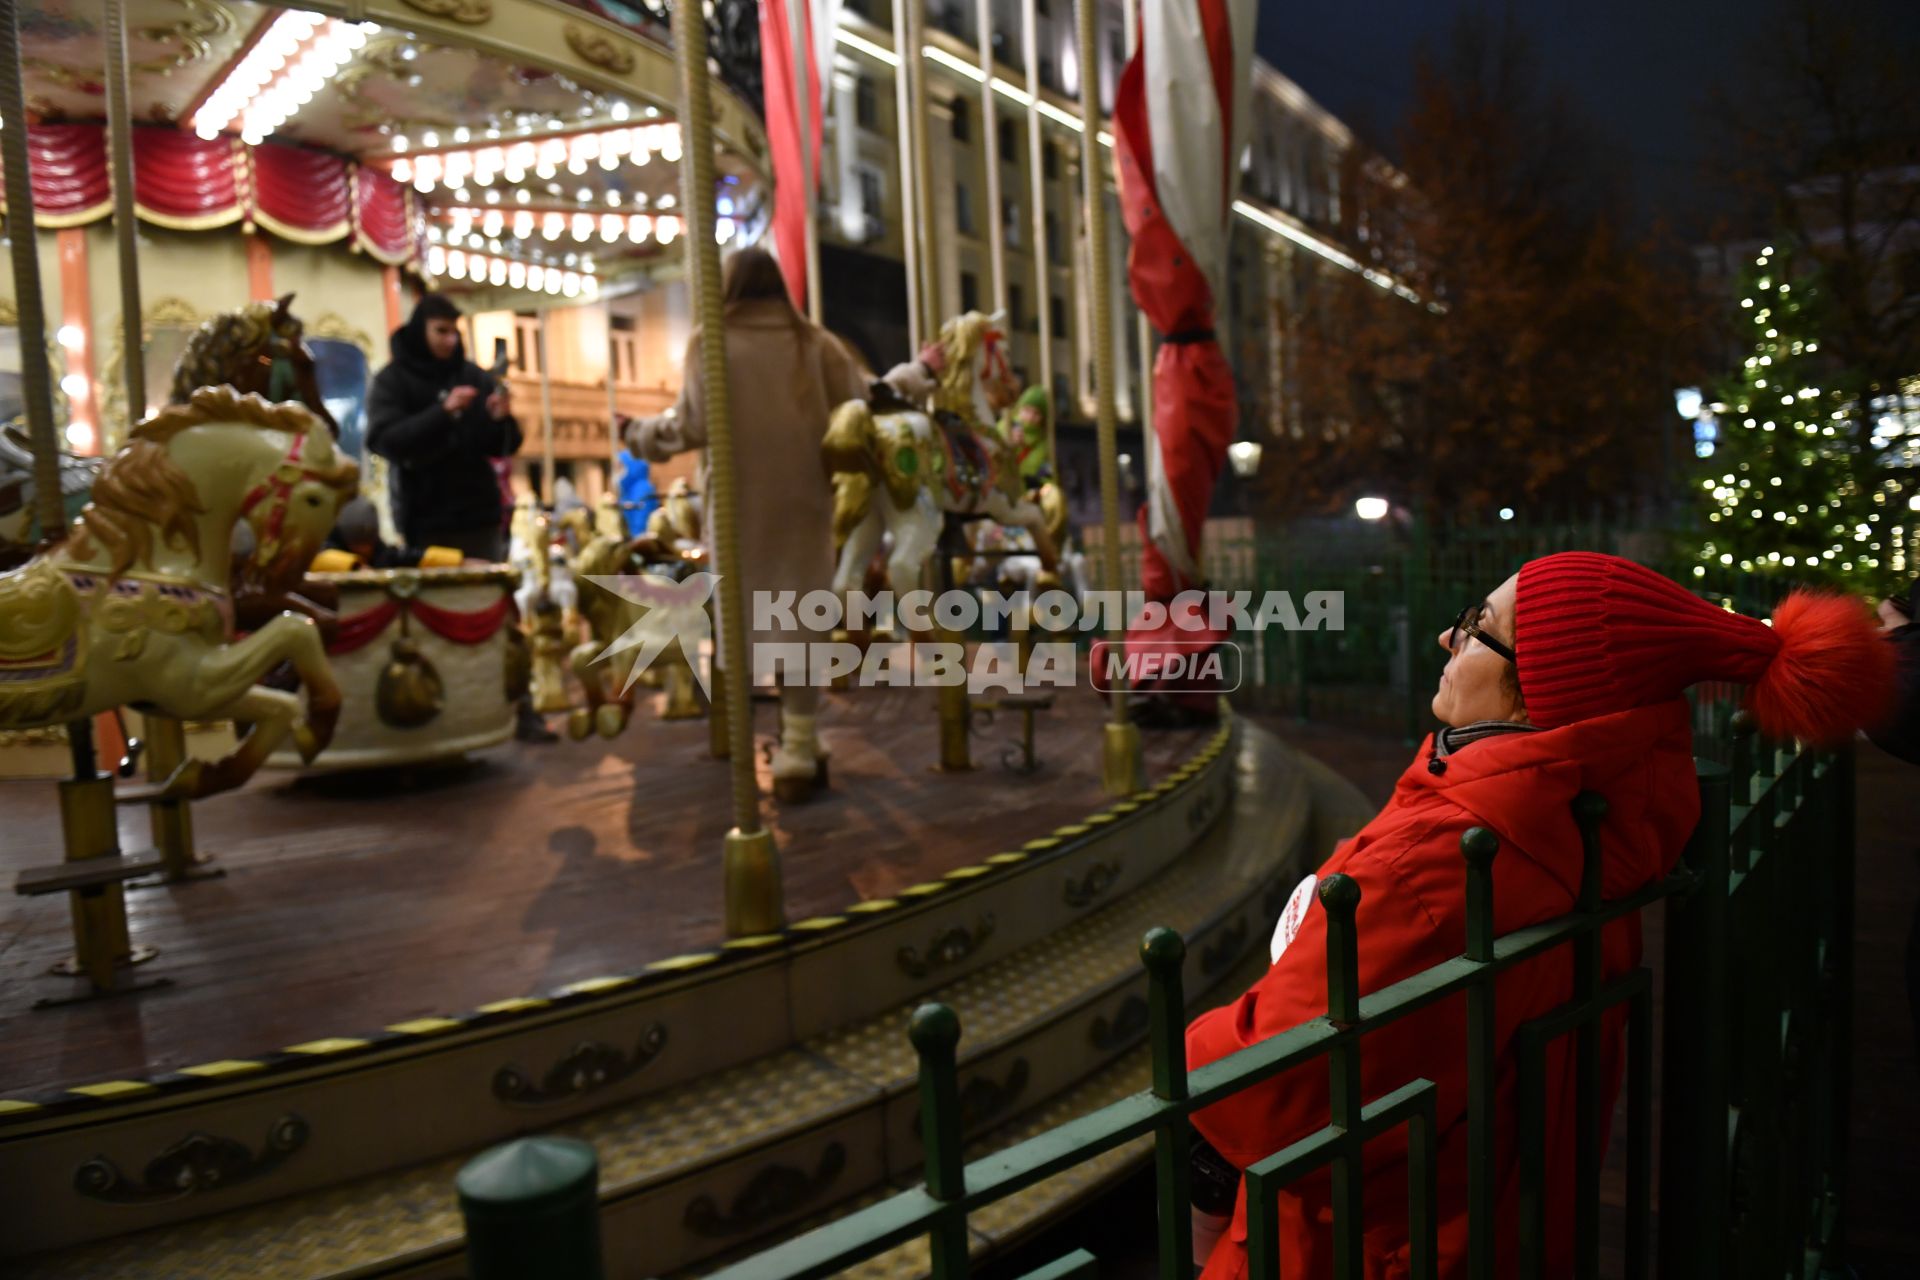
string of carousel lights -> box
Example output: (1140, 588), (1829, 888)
(190, 11), (376, 143)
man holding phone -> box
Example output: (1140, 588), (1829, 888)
(367, 294), (522, 561)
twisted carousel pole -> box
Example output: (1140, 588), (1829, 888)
(1, 3), (61, 533)
(1076, 0), (1141, 795)
(2, 0), (106, 795)
(105, 0), (143, 436)
(1021, 0), (1054, 467)
(889, 0), (923, 351)
(674, 0), (782, 935)
(976, 0), (1006, 315)
(786, 0), (823, 324)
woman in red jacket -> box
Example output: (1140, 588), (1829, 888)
(1185, 552), (1891, 1280)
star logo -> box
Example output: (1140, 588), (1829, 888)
(580, 572), (719, 698)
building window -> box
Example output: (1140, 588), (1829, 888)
(951, 97), (970, 142)
(1035, 0), (1048, 13)
(855, 76), (878, 130)
(1009, 284), (1027, 332)
(858, 167), (884, 219)
(1002, 197), (1023, 249)
(1109, 29), (1125, 69)
(999, 118), (1018, 163)
(1040, 57), (1057, 93)
(1042, 142), (1058, 181)
(1052, 372), (1071, 416)
(1050, 293), (1067, 336)
(956, 183), (975, 236)
(961, 271), (980, 313)
(1045, 212), (1062, 264)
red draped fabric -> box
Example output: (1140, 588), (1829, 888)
(353, 166), (414, 263)
(0, 124), (423, 266)
(133, 129), (242, 225)
(328, 594), (512, 656)
(23, 125), (109, 221)
(252, 142), (351, 239)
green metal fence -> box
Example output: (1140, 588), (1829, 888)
(458, 718), (1853, 1280)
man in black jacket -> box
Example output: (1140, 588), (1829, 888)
(368, 294), (520, 560)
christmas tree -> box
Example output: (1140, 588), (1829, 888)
(1697, 243), (1909, 591)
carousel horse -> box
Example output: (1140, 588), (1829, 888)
(567, 481), (707, 737)
(0, 387), (357, 798)
(823, 310), (1060, 600)
(170, 294), (339, 438)
(171, 294), (345, 636)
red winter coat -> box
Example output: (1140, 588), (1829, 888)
(1187, 699), (1700, 1280)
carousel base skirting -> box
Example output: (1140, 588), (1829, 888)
(0, 696), (1375, 1275)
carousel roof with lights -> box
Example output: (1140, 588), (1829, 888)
(9, 0), (771, 299)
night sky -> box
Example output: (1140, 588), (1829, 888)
(1256, 0), (1915, 234)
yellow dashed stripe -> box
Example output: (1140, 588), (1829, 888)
(474, 999), (548, 1017)
(70, 1080), (157, 1100)
(284, 1038), (371, 1056)
(646, 952), (720, 972)
(387, 1018), (464, 1037)
(178, 1060), (266, 1080)
(557, 976), (636, 997)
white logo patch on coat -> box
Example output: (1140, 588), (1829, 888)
(1271, 874), (1317, 964)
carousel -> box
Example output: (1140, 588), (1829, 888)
(0, 1), (1321, 1277)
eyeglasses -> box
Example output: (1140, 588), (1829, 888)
(1449, 602), (1517, 664)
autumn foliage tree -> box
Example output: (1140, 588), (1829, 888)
(1260, 13), (1702, 524)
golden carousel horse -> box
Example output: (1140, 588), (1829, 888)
(823, 310), (1060, 597)
(0, 387), (357, 798)
(567, 480), (707, 738)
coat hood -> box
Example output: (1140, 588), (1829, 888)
(390, 298), (466, 375)
(1396, 697), (1699, 903)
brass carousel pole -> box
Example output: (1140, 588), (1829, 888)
(104, 0), (143, 434)
(1076, 0), (1141, 795)
(605, 300), (620, 484)
(904, 0), (936, 334)
(1123, 0), (1153, 453)
(108, 0), (207, 879)
(674, 0), (782, 935)
(1021, 0), (1054, 467)
(889, 0), (923, 352)
(977, 0), (1007, 314)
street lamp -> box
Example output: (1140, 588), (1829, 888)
(1355, 496), (1389, 521)
(1227, 440), (1263, 477)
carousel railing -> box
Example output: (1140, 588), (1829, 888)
(451, 718), (1852, 1280)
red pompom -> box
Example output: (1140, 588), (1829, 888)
(1747, 591), (1894, 746)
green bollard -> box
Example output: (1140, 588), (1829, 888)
(457, 1137), (605, 1280)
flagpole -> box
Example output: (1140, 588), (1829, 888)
(889, 0), (922, 352)
(977, 0), (1006, 316)
(1022, 0), (1054, 468)
(1076, 0), (1140, 796)
(674, 0), (783, 935)
(788, 0), (823, 324)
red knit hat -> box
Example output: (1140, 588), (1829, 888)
(1515, 552), (1892, 746)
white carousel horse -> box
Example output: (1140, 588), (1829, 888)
(823, 310), (1059, 599)
(0, 387), (357, 797)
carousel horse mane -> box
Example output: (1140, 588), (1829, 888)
(72, 386), (342, 580)
(929, 311), (1005, 418)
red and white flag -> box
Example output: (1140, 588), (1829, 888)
(1114, 0), (1257, 599)
(758, 0), (839, 310)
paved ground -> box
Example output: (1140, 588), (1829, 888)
(985, 716), (1920, 1278)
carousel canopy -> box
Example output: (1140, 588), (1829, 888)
(8, 0), (770, 296)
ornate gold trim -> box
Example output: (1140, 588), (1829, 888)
(398, 0), (493, 24)
(132, 0), (237, 73)
(252, 208), (353, 247)
(135, 203), (245, 233)
(304, 313), (375, 358)
(565, 24), (636, 75)
(306, 567), (518, 589)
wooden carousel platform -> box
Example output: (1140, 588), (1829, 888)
(0, 713), (1369, 1280)
(0, 687), (1208, 1096)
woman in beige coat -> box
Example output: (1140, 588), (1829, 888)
(625, 247), (871, 799)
